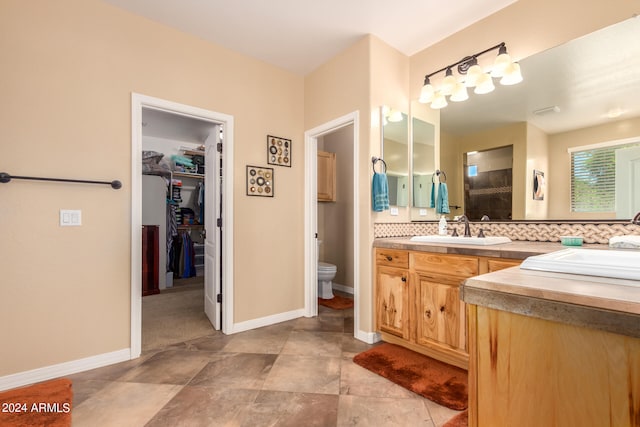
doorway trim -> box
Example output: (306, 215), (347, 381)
(130, 93), (234, 358)
(304, 111), (360, 336)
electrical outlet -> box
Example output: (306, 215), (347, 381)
(390, 207), (399, 216)
(60, 209), (82, 226)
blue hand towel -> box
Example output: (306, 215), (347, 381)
(436, 182), (450, 214)
(429, 181), (436, 208)
(372, 172), (389, 212)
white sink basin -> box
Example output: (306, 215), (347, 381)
(410, 235), (512, 245)
(520, 248), (640, 281)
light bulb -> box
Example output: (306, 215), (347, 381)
(500, 62), (523, 85)
(440, 68), (457, 96)
(419, 82), (435, 103)
(464, 64), (484, 87)
(450, 83), (469, 102)
(491, 45), (512, 78)
(430, 92), (448, 109)
(474, 72), (495, 94)
(388, 110), (403, 122)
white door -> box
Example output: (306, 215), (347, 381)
(204, 127), (222, 329)
(615, 146), (640, 219)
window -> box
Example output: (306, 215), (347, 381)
(570, 142), (640, 212)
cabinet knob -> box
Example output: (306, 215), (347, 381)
(401, 276), (407, 282)
(440, 306), (445, 313)
(425, 309), (432, 318)
(386, 256), (393, 261)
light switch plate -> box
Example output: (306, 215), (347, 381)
(60, 209), (82, 226)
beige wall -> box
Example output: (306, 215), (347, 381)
(525, 124), (549, 219)
(548, 116), (640, 219)
(0, 0), (304, 376)
(305, 36), (372, 332)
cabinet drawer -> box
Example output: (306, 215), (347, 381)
(411, 252), (478, 277)
(376, 249), (409, 269)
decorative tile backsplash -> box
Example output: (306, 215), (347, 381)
(374, 221), (640, 245)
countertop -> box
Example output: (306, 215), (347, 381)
(373, 236), (606, 260)
(461, 265), (640, 337)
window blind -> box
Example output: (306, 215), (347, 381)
(570, 142), (639, 212)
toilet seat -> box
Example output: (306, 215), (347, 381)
(318, 262), (337, 272)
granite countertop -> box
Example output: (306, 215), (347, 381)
(373, 236), (607, 260)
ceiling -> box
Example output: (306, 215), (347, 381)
(101, 0), (516, 75)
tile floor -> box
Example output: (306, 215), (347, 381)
(66, 297), (462, 426)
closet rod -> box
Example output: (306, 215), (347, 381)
(0, 172), (122, 189)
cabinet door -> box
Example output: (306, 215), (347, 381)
(376, 266), (410, 340)
(487, 258), (520, 273)
(414, 272), (465, 351)
(317, 150), (336, 202)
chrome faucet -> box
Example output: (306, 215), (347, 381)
(458, 214), (471, 237)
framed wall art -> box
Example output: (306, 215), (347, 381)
(533, 169), (545, 200)
(267, 135), (291, 167)
(246, 165), (274, 197)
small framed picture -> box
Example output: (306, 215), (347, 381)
(246, 165), (274, 197)
(533, 170), (545, 200)
(267, 135), (291, 167)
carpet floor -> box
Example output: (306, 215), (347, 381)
(353, 343), (468, 411)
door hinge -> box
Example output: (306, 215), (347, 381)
(217, 294), (222, 303)
(217, 142), (222, 153)
(217, 218), (222, 227)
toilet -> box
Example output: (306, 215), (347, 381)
(317, 240), (337, 299)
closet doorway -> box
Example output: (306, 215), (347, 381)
(131, 94), (234, 358)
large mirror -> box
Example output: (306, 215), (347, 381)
(381, 107), (409, 207)
(410, 101), (439, 220)
(438, 17), (640, 221)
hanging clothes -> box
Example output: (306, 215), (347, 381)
(166, 203), (178, 271)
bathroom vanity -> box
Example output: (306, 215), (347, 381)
(461, 266), (640, 427)
(373, 238), (562, 369)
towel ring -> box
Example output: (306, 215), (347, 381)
(432, 169), (447, 183)
(371, 157), (387, 173)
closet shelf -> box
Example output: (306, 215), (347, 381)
(182, 149), (206, 157)
(173, 172), (205, 179)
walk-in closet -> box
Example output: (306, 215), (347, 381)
(140, 108), (216, 293)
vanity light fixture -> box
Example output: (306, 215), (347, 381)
(419, 42), (523, 109)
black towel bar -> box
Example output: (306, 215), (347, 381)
(371, 157), (387, 173)
(432, 169), (447, 183)
(0, 172), (122, 189)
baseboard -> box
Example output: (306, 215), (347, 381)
(230, 308), (306, 334)
(355, 329), (382, 345)
(332, 283), (354, 294)
(0, 348), (131, 392)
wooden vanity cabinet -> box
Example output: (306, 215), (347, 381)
(375, 249), (410, 340)
(412, 253), (478, 367)
(374, 247), (522, 370)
